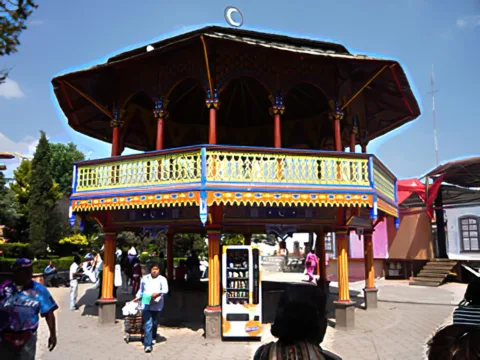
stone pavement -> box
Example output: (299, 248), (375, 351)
(34, 279), (465, 360)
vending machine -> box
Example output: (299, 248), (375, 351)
(221, 245), (262, 340)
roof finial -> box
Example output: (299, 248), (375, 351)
(224, 6), (243, 28)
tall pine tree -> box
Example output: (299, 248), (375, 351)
(27, 131), (61, 257)
(9, 159), (31, 242)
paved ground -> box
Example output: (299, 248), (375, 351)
(35, 278), (466, 360)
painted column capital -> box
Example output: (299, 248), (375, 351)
(110, 106), (125, 128)
(206, 89), (220, 109)
(153, 97), (169, 119)
(269, 94), (285, 116)
(329, 101), (344, 122)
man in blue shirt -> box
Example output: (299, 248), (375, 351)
(133, 263), (169, 354)
(0, 258), (58, 359)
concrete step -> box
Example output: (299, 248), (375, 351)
(409, 279), (443, 287)
(412, 276), (444, 283)
(426, 262), (457, 267)
(423, 265), (456, 271)
(417, 271), (451, 278)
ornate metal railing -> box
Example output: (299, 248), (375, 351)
(72, 146), (378, 194)
(205, 150), (370, 186)
(373, 158), (396, 202)
(74, 150), (202, 192)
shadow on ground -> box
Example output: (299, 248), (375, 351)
(76, 279), (365, 334)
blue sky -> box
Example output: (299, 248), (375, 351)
(1, 0), (479, 179)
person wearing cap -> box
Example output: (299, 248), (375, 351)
(0, 258), (58, 359)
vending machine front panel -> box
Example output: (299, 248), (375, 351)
(221, 245), (262, 339)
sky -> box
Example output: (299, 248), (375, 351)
(1, 0), (479, 180)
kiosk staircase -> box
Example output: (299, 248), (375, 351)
(409, 259), (458, 287)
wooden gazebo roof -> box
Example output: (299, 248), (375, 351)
(52, 26), (421, 151)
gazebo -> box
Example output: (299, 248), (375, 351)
(52, 26), (420, 337)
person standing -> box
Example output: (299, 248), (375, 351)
(186, 250), (200, 281)
(0, 258), (58, 359)
(131, 257), (142, 296)
(305, 249), (318, 283)
(453, 277), (480, 325)
(69, 255), (83, 311)
(133, 263), (169, 354)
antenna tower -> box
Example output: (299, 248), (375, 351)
(428, 65), (440, 166)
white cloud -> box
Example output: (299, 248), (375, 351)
(456, 15), (480, 29)
(0, 78), (25, 99)
(28, 19), (45, 26)
(0, 132), (38, 177)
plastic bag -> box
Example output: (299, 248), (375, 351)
(114, 264), (122, 287)
(122, 301), (139, 316)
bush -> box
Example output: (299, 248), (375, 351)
(59, 233), (89, 246)
(0, 243), (31, 258)
(0, 256), (73, 273)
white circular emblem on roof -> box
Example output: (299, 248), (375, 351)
(224, 6), (243, 28)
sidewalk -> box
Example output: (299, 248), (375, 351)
(35, 278), (462, 359)
(262, 272), (467, 305)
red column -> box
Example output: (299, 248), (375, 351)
(350, 127), (357, 153)
(244, 233), (252, 246)
(154, 98), (168, 150)
(206, 91), (220, 145)
(209, 108), (217, 144)
(111, 126), (120, 156)
(330, 104), (344, 152)
(271, 95), (285, 148)
(361, 144), (367, 153)
(166, 233), (174, 281)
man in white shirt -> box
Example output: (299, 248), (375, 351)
(133, 263), (169, 353)
(69, 255), (83, 311)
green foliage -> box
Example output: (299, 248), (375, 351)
(0, 0), (38, 84)
(173, 233), (207, 257)
(0, 172), (19, 239)
(222, 234), (244, 245)
(9, 160), (31, 242)
(28, 131), (63, 257)
(252, 233), (277, 246)
(0, 242), (30, 258)
(59, 233), (88, 246)
(0, 256), (73, 273)
(50, 142), (85, 197)
(0, 0), (38, 57)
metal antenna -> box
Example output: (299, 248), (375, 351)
(427, 65), (440, 166)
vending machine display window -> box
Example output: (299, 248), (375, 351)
(222, 245), (262, 340)
(225, 249), (249, 305)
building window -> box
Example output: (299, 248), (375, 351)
(460, 216), (479, 252)
(325, 232), (334, 253)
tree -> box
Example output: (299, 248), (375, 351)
(0, 172), (19, 240)
(252, 233), (277, 246)
(222, 234), (244, 245)
(173, 233), (207, 257)
(27, 131), (62, 257)
(0, 1), (38, 83)
(9, 159), (31, 242)
(50, 142), (85, 197)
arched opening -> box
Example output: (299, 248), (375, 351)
(121, 91), (155, 151)
(166, 78), (208, 148)
(283, 83), (331, 149)
(217, 76), (272, 146)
